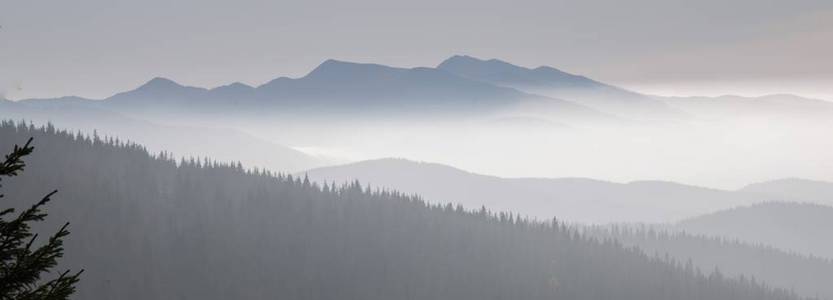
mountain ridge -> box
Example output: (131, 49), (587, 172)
(435, 55), (686, 120)
(15, 56), (831, 125)
(437, 55), (604, 89)
(69, 58), (609, 121)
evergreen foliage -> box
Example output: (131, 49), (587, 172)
(0, 137), (82, 299)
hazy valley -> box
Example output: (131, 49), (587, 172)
(2, 43), (831, 300)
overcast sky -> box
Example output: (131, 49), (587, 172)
(2, 0), (832, 100)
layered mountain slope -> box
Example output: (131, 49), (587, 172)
(303, 158), (781, 224)
(306, 156), (833, 299)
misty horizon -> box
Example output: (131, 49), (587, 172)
(2, 2), (830, 299)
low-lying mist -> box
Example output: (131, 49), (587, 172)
(236, 112), (833, 190)
(5, 96), (831, 190)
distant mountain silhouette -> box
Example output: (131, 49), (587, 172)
(106, 77), (213, 107)
(255, 59), (544, 110)
(17, 56), (833, 124)
(676, 202), (833, 259)
(91, 59), (605, 121)
(303, 158), (791, 224)
(437, 55), (680, 119)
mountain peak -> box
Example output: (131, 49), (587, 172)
(228, 82), (252, 88)
(438, 55), (523, 72)
(303, 59), (404, 81)
(212, 82), (253, 91)
(105, 76), (206, 103)
(442, 54), (482, 64)
(316, 59), (347, 68)
(139, 77), (184, 90)
(313, 59), (396, 71)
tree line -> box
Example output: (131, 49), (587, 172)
(583, 224), (833, 299)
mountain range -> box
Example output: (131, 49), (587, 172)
(106, 60), (548, 113)
(6, 55), (831, 129)
(14, 59), (610, 122)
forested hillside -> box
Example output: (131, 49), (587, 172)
(0, 121), (805, 300)
(584, 225), (833, 299)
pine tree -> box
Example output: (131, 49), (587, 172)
(0, 138), (82, 299)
